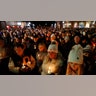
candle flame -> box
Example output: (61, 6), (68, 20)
(48, 66), (51, 74)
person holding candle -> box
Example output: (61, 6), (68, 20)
(40, 41), (63, 75)
(8, 43), (36, 75)
(36, 42), (47, 73)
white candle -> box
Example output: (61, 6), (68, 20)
(38, 54), (40, 57)
(38, 54), (40, 59)
(22, 63), (25, 69)
(47, 64), (56, 74)
(48, 66), (52, 74)
(34, 45), (36, 49)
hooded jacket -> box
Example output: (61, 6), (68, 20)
(68, 44), (83, 64)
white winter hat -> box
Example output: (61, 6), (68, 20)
(68, 44), (83, 64)
(83, 45), (92, 53)
(47, 43), (58, 53)
(64, 36), (70, 41)
(51, 34), (56, 38)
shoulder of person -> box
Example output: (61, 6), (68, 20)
(72, 44), (83, 50)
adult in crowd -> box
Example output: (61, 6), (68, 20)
(40, 42), (64, 75)
(0, 26), (96, 75)
(30, 34), (40, 59)
(83, 45), (94, 75)
(36, 42), (47, 74)
(66, 35), (84, 75)
(8, 43), (36, 75)
(60, 35), (73, 74)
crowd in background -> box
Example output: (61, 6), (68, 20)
(0, 26), (96, 75)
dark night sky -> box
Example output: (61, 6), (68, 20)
(30, 21), (56, 27)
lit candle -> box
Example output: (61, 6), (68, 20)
(22, 63), (25, 69)
(48, 66), (52, 74)
(93, 44), (95, 47)
(38, 54), (40, 58)
(34, 45), (36, 49)
(38, 54), (40, 57)
(28, 61), (31, 64)
(93, 43), (96, 49)
(66, 33), (69, 36)
(48, 65), (56, 74)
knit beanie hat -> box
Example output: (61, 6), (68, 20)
(51, 34), (56, 38)
(64, 36), (70, 41)
(68, 44), (83, 64)
(47, 42), (58, 53)
(83, 45), (92, 53)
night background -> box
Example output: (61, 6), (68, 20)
(30, 21), (56, 27)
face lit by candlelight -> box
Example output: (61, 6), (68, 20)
(48, 52), (57, 59)
(38, 44), (46, 52)
(14, 46), (24, 56)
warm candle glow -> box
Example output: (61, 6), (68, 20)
(48, 64), (56, 74)
(38, 54), (40, 57)
(22, 64), (25, 69)
(93, 43), (96, 49)
(93, 44), (95, 47)
(48, 66), (51, 74)
(28, 61), (31, 64)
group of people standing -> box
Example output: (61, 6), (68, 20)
(0, 26), (96, 75)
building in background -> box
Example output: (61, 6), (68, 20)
(0, 21), (96, 31)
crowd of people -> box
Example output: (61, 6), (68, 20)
(0, 25), (96, 75)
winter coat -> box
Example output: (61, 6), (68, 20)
(41, 52), (63, 75)
(68, 44), (83, 64)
